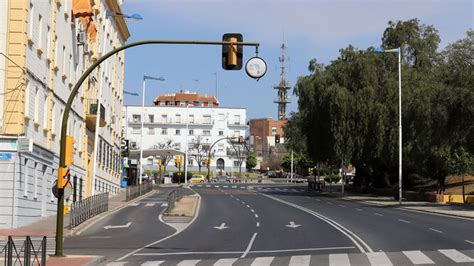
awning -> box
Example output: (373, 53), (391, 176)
(128, 149), (185, 159)
(72, 0), (93, 18)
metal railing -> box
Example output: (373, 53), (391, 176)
(69, 192), (108, 228)
(165, 186), (183, 213)
(125, 182), (153, 202)
(1, 236), (47, 266)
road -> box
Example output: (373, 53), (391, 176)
(65, 183), (474, 265)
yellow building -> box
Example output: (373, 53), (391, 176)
(0, 0), (129, 228)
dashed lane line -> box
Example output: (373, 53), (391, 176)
(256, 222), (260, 227)
(465, 240), (474, 244)
(429, 228), (443, 233)
(398, 219), (411, 224)
(373, 213), (384, 217)
(255, 214), (259, 218)
(241, 232), (258, 258)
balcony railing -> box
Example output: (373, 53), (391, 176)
(128, 118), (214, 126)
(85, 98), (106, 131)
(227, 121), (247, 127)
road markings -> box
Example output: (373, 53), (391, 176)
(214, 258), (238, 266)
(236, 198), (240, 201)
(306, 196), (311, 199)
(366, 251), (392, 266)
(104, 222), (131, 229)
(373, 213), (384, 216)
(141, 261), (164, 266)
(289, 255), (310, 266)
(205, 185), (211, 187)
(242, 201), (246, 204)
(230, 195), (234, 197)
(398, 219), (410, 224)
(429, 228), (443, 233)
(240, 186), (246, 189)
(262, 194), (373, 253)
(315, 198), (321, 202)
(246, 205), (250, 208)
(338, 204), (346, 208)
(129, 202), (140, 206)
(327, 201), (333, 204)
(241, 232), (258, 258)
(402, 250), (435, 264)
(145, 203), (155, 207)
(232, 186), (237, 188)
(177, 259), (201, 266)
(250, 256), (274, 266)
(285, 221), (302, 228)
(249, 246), (355, 254)
(215, 185), (220, 188)
(223, 186), (228, 188)
(465, 240), (474, 244)
(256, 222), (260, 227)
(161, 203), (168, 207)
(88, 236), (111, 239)
(356, 208), (363, 211)
(251, 209), (255, 213)
(439, 249), (474, 263)
(106, 262), (127, 266)
(255, 214), (259, 218)
(213, 223), (229, 230)
(329, 254), (350, 266)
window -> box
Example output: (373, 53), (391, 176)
(38, 15), (43, 49)
(219, 130), (224, 136)
(23, 159), (29, 197)
(33, 162), (38, 199)
(234, 130), (240, 137)
(148, 128), (155, 134)
(271, 127), (277, 135)
(188, 158), (193, 166)
(34, 88), (40, 123)
(54, 35), (58, 64)
(234, 161), (240, 167)
(234, 115), (241, 125)
(62, 46), (66, 76)
(175, 114), (181, 123)
(25, 80), (30, 117)
(51, 102), (55, 134)
(28, 3), (34, 40)
(43, 96), (48, 127)
(203, 115), (211, 124)
(161, 128), (168, 135)
(69, 54), (73, 83)
(189, 129), (194, 135)
(218, 143), (224, 153)
(46, 25), (51, 58)
(203, 130), (211, 136)
(175, 129), (181, 135)
(148, 114), (154, 123)
(148, 157), (153, 165)
(218, 113), (225, 121)
(132, 114), (141, 123)
(189, 114), (194, 124)
(161, 114), (167, 123)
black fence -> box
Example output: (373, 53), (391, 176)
(69, 192), (108, 228)
(125, 182), (153, 202)
(165, 186), (183, 213)
(1, 236), (47, 266)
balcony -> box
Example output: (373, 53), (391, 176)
(129, 118), (214, 126)
(227, 121), (247, 127)
(85, 98), (106, 131)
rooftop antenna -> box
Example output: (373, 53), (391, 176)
(273, 40), (291, 120)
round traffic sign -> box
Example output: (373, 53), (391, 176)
(245, 57), (267, 80)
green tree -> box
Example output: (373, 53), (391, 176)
(246, 152), (257, 171)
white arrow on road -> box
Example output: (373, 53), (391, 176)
(104, 222), (132, 229)
(285, 221), (301, 228)
(213, 223), (229, 230)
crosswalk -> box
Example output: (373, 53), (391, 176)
(128, 201), (166, 207)
(192, 184), (307, 193)
(111, 249), (474, 265)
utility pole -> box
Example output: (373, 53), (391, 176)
(290, 150), (293, 183)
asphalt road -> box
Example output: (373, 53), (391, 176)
(67, 183), (474, 265)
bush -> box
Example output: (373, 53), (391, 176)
(324, 174), (341, 184)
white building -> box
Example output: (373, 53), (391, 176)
(123, 104), (248, 175)
(0, 0), (129, 228)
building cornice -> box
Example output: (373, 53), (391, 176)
(106, 0), (130, 41)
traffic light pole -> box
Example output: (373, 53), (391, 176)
(55, 39), (259, 256)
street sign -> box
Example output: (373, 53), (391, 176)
(0, 153), (13, 161)
(52, 179), (73, 199)
(17, 138), (33, 152)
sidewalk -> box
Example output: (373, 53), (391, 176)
(342, 194), (474, 218)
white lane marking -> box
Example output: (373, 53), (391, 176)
(327, 201), (333, 204)
(232, 186), (237, 188)
(177, 260), (201, 266)
(249, 246), (355, 254)
(223, 186), (228, 188)
(213, 258), (238, 266)
(215, 186), (220, 188)
(398, 219), (410, 224)
(129, 202), (140, 206)
(250, 256), (274, 266)
(241, 232), (258, 258)
(246, 205), (250, 208)
(255, 214), (259, 218)
(240, 186), (245, 189)
(145, 203), (155, 207)
(338, 204), (346, 208)
(106, 262), (127, 266)
(161, 203), (168, 207)
(329, 254), (350, 266)
(305, 196), (311, 199)
(366, 251), (392, 266)
(213, 223), (229, 230)
(251, 209), (255, 213)
(197, 185), (202, 187)
(206, 185), (211, 187)
(262, 194), (373, 253)
(402, 250), (435, 264)
(236, 198), (240, 201)
(465, 240), (474, 244)
(104, 222), (132, 229)
(315, 198), (321, 202)
(373, 213), (384, 216)
(256, 222), (260, 227)
(135, 251), (243, 256)
(242, 201), (246, 204)
(230, 195), (234, 197)
(289, 255), (311, 266)
(356, 208), (363, 211)
(429, 228), (443, 233)
(438, 249), (474, 263)
(89, 236), (111, 239)
(141, 261), (164, 266)
(285, 221), (302, 228)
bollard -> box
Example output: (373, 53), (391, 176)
(41, 237), (46, 265)
(7, 236), (13, 266)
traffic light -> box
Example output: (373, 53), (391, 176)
(57, 167), (70, 189)
(275, 134), (280, 144)
(121, 139), (129, 157)
(65, 135), (75, 166)
(222, 33), (243, 70)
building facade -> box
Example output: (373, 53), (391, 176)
(0, 0), (129, 228)
(123, 101), (248, 176)
(249, 118), (286, 170)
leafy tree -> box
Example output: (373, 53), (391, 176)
(189, 136), (210, 172)
(246, 152), (257, 171)
(448, 147), (474, 202)
(228, 139), (247, 174)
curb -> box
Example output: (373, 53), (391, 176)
(69, 190), (157, 236)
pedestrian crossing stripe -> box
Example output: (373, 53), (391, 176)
(112, 249), (474, 265)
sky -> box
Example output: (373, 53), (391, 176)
(121, 0), (473, 120)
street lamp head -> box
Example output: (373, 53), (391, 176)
(144, 75), (165, 81)
(128, 13), (143, 20)
(374, 47), (384, 53)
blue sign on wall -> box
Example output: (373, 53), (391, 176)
(0, 153), (13, 161)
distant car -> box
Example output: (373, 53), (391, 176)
(212, 175), (234, 183)
(190, 174), (206, 183)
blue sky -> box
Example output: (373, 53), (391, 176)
(121, 0), (473, 120)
